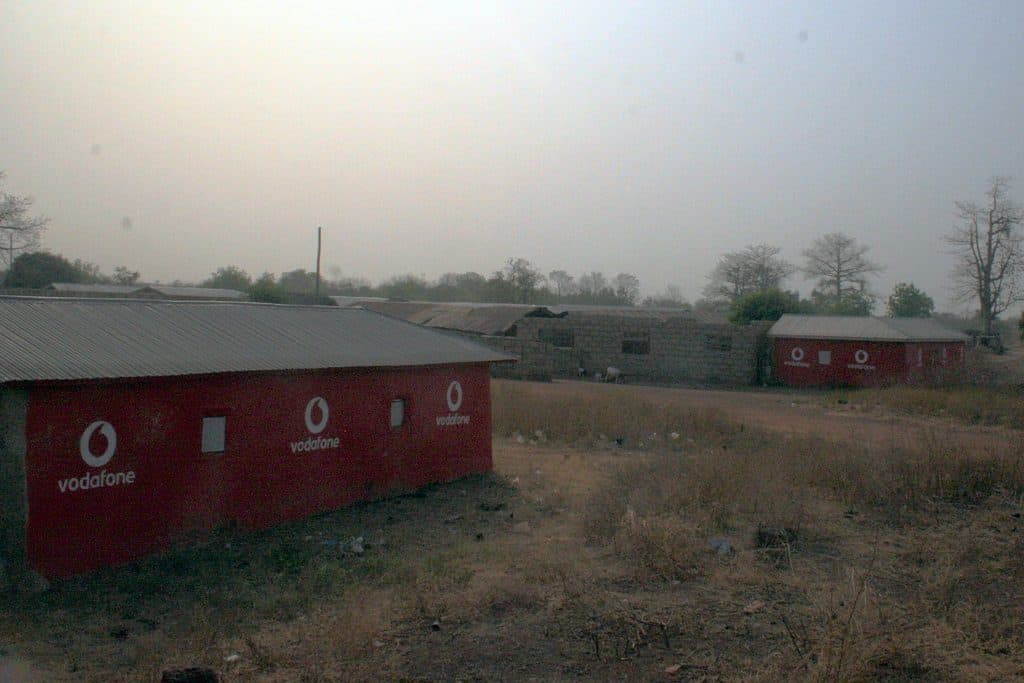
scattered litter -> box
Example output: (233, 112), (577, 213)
(513, 521), (532, 534)
(664, 663), (682, 675)
(709, 537), (733, 555)
(743, 600), (765, 614)
(516, 435), (525, 444)
(534, 429), (547, 443)
(511, 477), (520, 485)
(321, 539), (338, 549)
(348, 536), (365, 555)
(430, 620), (441, 632)
(670, 432), (680, 440)
(224, 654), (241, 663)
(372, 640), (385, 649)
(444, 514), (463, 524)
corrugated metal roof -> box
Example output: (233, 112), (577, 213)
(49, 283), (141, 295)
(142, 285), (246, 299)
(50, 283), (246, 299)
(0, 297), (513, 383)
(345, 301), (560, 335)
(768, 315), (969, 342)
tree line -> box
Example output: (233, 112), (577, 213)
(2, 171), (1022, 333)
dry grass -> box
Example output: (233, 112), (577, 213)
(3, 380), (1024, 681)
(832, 384), (1024, 429)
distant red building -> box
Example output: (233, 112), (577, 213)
(768, 315), (968, 388)
(0, 298), (510, 579)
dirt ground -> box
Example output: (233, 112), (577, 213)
(2, 380), (1022, 681)
(531, 379), (1014, 449)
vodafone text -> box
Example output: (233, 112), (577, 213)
(58, 469), (136, 493)
(290, 435), (341, 453)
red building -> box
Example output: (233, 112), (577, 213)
(0, 297), (510, 579)
(768, 315), (968, 388)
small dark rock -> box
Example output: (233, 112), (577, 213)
(837, 398), (849, 405)
(109, 627), (129, 640)
(431, 620), (441, 632)
(756, 525), (798, 549)
(161, 667), (219, 683)
(479, 501), (506, 512)
(475, 532), (484, 541)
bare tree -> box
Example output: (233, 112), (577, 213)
(802, 232), (881, 311)
(613, 273), (641, 305)
(947, 176), (1024, 335)
(503, 257), (544, 303)
(548, 270), (575, 298)
(0, 172), (48, 267)
(704, 243), (795, 303)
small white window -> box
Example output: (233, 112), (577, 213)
(390, 399), (405, 428)
(202, 416), (226, 454)
(818, 350), (831, 365)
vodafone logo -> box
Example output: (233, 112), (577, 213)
(854, 349), (869, 365)
(59, 420), (136, 493)
(446, 381), (463, 412)
(291, 397), (340, 453)
(304, 397), (329, 434)
(437, 380), (470, 426)
(80, 421), (117, 468)
(784, 346), (809, 368)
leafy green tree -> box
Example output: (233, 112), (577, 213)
(729, 288), (806, 324)
(5, 251), (93, 288)
(249, 272), (286, 303)
(886, 282), (934, 317)
(202, 265), (252, 291)
(810, 287), (875, 316)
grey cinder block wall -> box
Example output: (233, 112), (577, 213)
(468, 315), (772, 385)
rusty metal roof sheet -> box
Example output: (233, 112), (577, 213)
(0, 297), (513, 383)
(768, 315), (969, 342)
(342, 301), (560, 335)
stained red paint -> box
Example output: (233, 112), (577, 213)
(771, 338), (965, 387)
(23, 363), (493, 578)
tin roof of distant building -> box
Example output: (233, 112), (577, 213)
(768, 315), (969, 342)
(0, 297), (512, 383)
(49, 282), (246, 299)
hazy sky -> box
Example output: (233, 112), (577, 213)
(3, 1), (1023, 310)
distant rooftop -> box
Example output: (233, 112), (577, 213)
(768, 315), (970, 342)
(0, 297), (512, 383)
(49, 283), (246, 300)
(330, 298), (724, 334)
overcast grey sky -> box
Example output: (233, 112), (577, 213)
(2, 1), (1023, 309)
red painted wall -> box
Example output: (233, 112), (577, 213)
(23, 363), (493, 578)
(771, 338), (965, 387)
